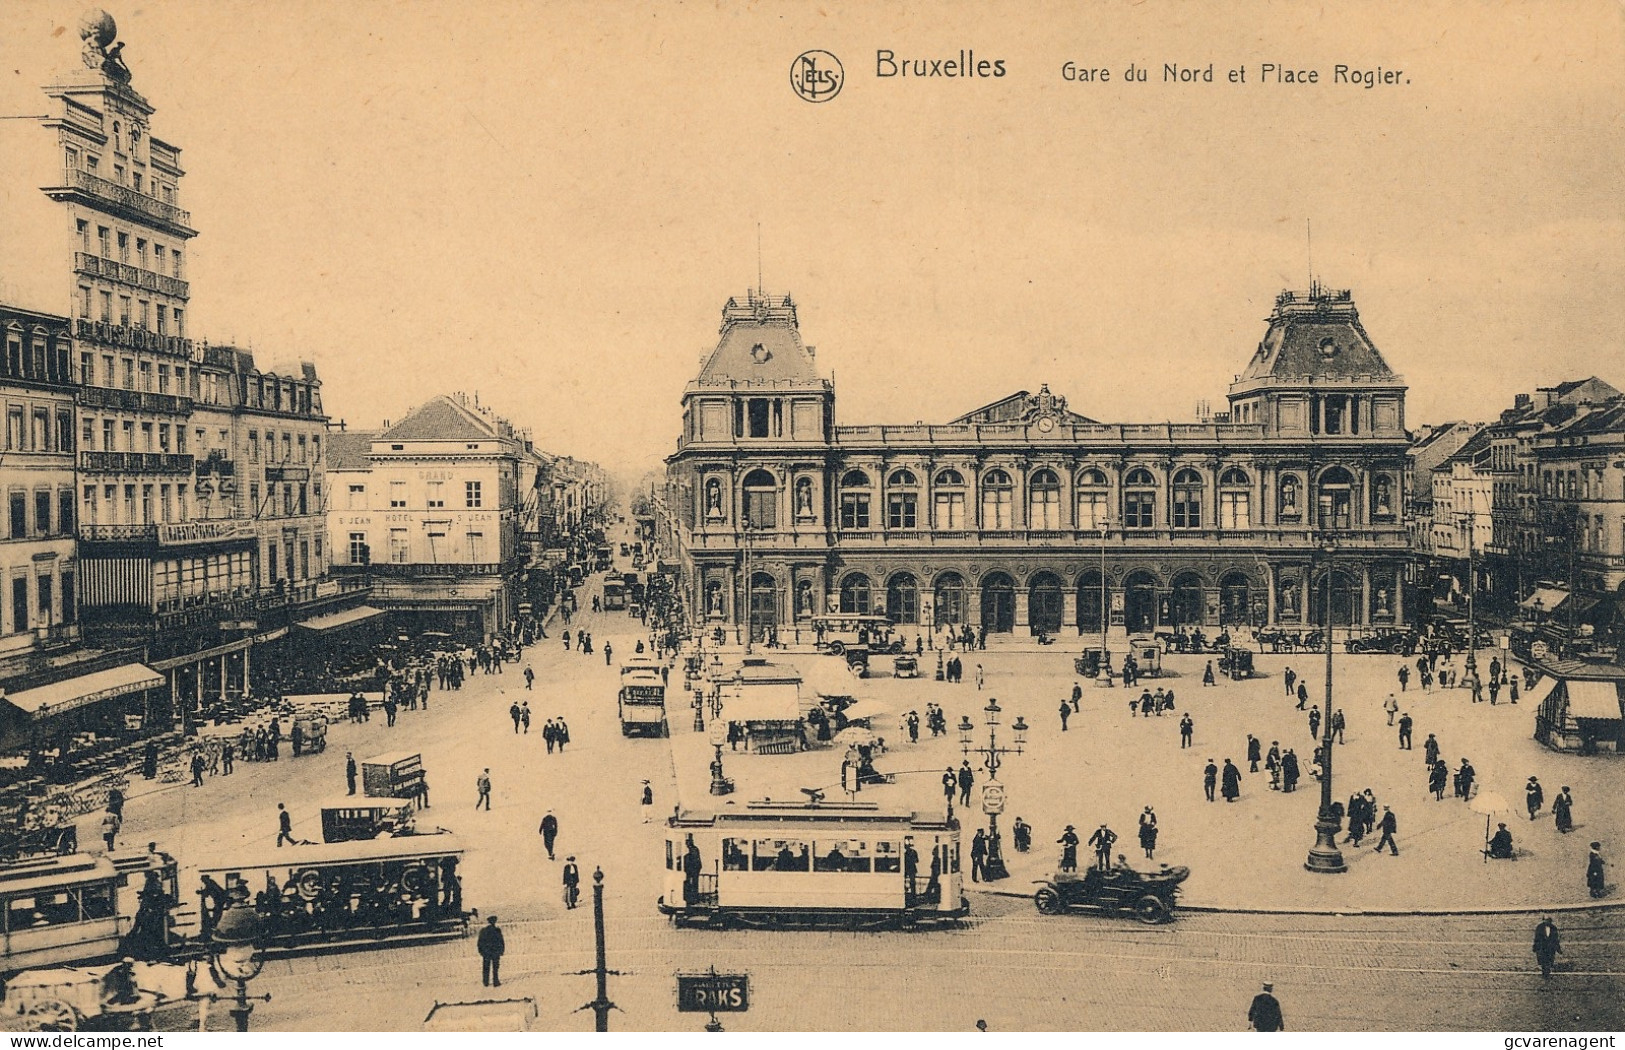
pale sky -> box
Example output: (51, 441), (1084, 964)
(1, 1), (1621, 481)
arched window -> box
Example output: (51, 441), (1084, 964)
(1317, 466), (1356, 530)
(839, 573), (872, 614)
(1219, 468), (1252, 529)
(741, 468), (777, 529)
(1172, 469), (1203, 529)
(886, 573), (919, 624)
(1124, 468), (1156, 529)
(886, 469), (918, 529)
(1278, 474), (1302, 522)
(934, 469), (966, 529)
(839, 470), (871, 530)
(1029, 469), (1061, 529)
(1076, 468), (1109, 531)
(982, 469), (1013, 529)
(933, 572), (966, 625)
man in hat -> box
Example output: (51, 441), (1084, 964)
(1374, 805), (1399, 856)
(345, 752), (357, 796)
(477, 915), (505, 986)
(1487, 823), (1515, 860)
(1203, 759), (1218, 802)
(641, 781), (654, 822)
(562, 857), (581, 909)
(539, 809), (560, 859)
(1532, 916), (1561, 978)
(1248, 982), (1284, 1031)
(1089, 823), (1117, 871)
(476, 769), (493, 810)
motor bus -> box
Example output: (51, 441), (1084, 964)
(0, 848), (179, 975)
(194, 835), (468, 951)
(658, 800), (967, 930)
(602, 580), (628, 611)
(593, 547), (613, 572)
(618, 662), (667, 737)
(809, 615), (904, 655)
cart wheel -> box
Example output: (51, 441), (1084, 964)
(296, 867), (325, 901)
(25, 998), (78, 1031)
(1133, 894), (1170, 924)
(1034, 887), (1064, 915)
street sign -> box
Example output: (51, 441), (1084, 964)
(676, 973), (749, 1013)
(981, 782), (1006, 815)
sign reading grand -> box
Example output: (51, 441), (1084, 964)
(676, 973), (749, 1013)
(158, 520), (252, 546)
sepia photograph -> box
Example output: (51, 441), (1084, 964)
(0, 0), (1620, 1036)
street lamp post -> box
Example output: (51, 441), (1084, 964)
(958, 699), (1028, 881)
(1305, 534), (1347, 874)
(1459, 504), (1481, 696)
(207, 901), (270, 1032)
(1099, 518), (1114, 686)
(708, 717), (733, 795)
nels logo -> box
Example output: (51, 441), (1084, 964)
(790, 50), (843, 103)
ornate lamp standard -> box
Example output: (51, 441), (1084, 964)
(1305, 533), (1347, 874)
(958, 699), (1028, 881)
(208, 901), (271, 1031)
(708, 716), (734, 795)
(1457, 501), (1481, 696)
(1098, 517), (1114, 686)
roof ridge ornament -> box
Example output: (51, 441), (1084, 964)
(79, 9), (132, 83)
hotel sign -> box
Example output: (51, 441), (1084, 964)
(157, 520), (253, 546)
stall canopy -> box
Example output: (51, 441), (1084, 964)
(1525, 676), (1560, 708)
(720, 683), (802, 723)
(3, 663), (163, 719)
(297, 605), (386, 632)
(1566, 680), (1624, 720)
(1520, 587), (1570, 611)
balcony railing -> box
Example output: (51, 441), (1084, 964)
(79, 523), (158, 542)
(334, 562), (513, 578)
(686, 525), (1412, 550)
(74, 317), (194, 358)
(72, 252), (189, 298)
(49, 168), (192, 230)
(77, 385), (193, 416)
(80, 451), (195, 475)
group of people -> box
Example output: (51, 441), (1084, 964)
(940, 657), (975, 684)
(504, 701), (572, 752)
(1128, 686), (1177, 717)
(561, 629), (596, 656)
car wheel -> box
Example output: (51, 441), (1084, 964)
(1034, 888), (1063, 915)
(1133, 894), (1170, 924)
(829, 641), (845, 656)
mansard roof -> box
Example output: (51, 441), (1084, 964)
(949, 385), (1098, 426)
(694, 292), (824, 386)
(1238, 284), (1399, 383)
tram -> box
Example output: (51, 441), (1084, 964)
(0, 848), (180, 975)
(195, 835), (469, 951)
(658, 800), (967, 930)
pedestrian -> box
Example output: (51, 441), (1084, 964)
(1330, 708), (1345, 744)
(1266, 741), (1282, 790)
(604, 642), (613, 666)
(1307, 705), (1320, 740)
(1012, 817), (1032, 853)
(906, 710), (920, 743)
(969, 828), (988, 882)
(942, 767), (956, 808)
(1284, 666), (1296, 697)
(544, 719), (557, 753)
(1058, 700), (1070, 731)
(1203, 661), (1216, 686)
(1533, 916), (1561, 978)
(1070, 682), (1082, 712)
(1248, 982), (1284, 1031)
(1429, 759), (1449, 801)
(563, 629), (572, 651)
(958, 761), (974, 807)
(1295, 682), (1308, 710)
(540, 810), (559, 860)
(1586, 842), (1606, 898)
(1345, 793), (1366, 846)
(101, 808), (120, 852)
(1553, 786), (1574, 833)
(275, 803), (295, 848)
(1525, 776), (1544, 820)
(1457, 758), (1476, 801)
(345, 751), (357, 795)
(641, 780), (654, 822)
(521, 703), (531, 734)
(476, 769), (492, 810)
(1057, 825), (1080, 872)
(510, 702), (522, 733)
(477, 915), (505, 987)
(557, 718), (570, 751)
(975, 664), (984, 691)
(524, 666), (535, 690)
(1247, 734), (1261, 772)
(1138, 807), (1158, 859)
(221, 741), (234, 775)
(1179, 713), (1193, 748)
(1374, 805), (1399, 855)
(1280, 749), (1299, 793)
(562, 857), (581, 909)
(1398, 664), (1409, 692)
(1089, 823), (1117, 871)
(1203, 759), (1218, 802)
(1222, 758), (1242, 802)
(1397, 713), (1413, 750)
(190, 751), (206, 787)
(1423, 733), (1439, 768)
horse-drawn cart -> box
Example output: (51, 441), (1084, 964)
(1, 963), (192, 1031)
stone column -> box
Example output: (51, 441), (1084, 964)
(1360, 564), (1372, 627)
(219, 655), (227, 700)
(1266, 563), (1278, 626)
(1300, 572), (1311, 626)
(1393, 568), (1405, 625)
(242, 645), (252, 696)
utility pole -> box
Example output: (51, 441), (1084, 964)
(574, 867), (618, 1031)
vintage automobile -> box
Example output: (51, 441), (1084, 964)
(844, 648), (870, 678)
(893, 654), (920, 679)
(1073, 647), (1112, 679)
(1032, 863), (1190, 924)
(1217, 646), (1256, 680)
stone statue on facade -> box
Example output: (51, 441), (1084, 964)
(80, 9), (132, 82)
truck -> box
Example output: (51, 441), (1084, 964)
(617, 662), (668, 737)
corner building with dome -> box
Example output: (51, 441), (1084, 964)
(661, 286), (1414, 643)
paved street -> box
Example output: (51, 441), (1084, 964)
(94, 555), (1624, 1032)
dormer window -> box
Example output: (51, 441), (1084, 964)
(750, 343), (771, 364)
(1318, 337), (1339, 358)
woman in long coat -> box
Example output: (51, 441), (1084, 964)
(1552, 787), (1574, 833)
(1220, 759), (1242, 802)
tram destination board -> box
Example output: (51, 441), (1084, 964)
(676, 972), (749, 1013)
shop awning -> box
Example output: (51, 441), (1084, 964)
(297, 605), (386, 632)
(1566, 680), (1624, 721)
(721, 683), (802, 723)
(1520, 587), (1570, 611)
(3, 663), (163, 719)
(1524, 676), (1559, 707)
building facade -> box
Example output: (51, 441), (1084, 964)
(664, 286), (1414, 642)
(0, 306), (80, 665)
(328, 395), (526, 638)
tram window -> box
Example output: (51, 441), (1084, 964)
(874, 841), (901, 874)
(81, 883), (115, 920)
(755, 839), (810, 872)
(722, 839), (750, 871)
(814, 840), (871, 873)
(666, 840), (675, 870)
(951, 843), (960, 873)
